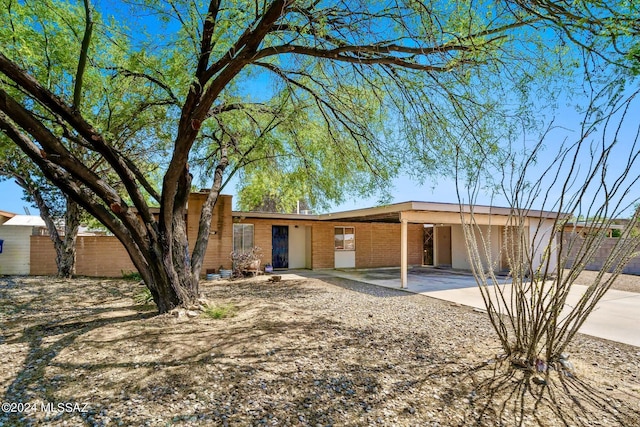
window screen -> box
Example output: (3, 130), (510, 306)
(233, 224), (254, 253)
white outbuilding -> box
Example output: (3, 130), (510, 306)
(0, 214), (46, 275)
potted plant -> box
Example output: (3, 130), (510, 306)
(218, 264), (232, 279)
(264, 263), (273, 274)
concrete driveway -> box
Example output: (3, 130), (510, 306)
(311, 267), (640, 348)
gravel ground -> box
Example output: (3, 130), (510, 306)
(0, 274), (638, 426)
(571, 269), (640, 293)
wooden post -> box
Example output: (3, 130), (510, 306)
(401, 218), (408, 288)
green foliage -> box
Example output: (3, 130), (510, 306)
(2, 0), (639, 313)
(628, 44), (640, 76)
(0, 0), (174, 190)
(122, 270), (142, 281)
(202, 303), (237, 320)
(0, 0), (175, 242)
(133, 287), (154, 305)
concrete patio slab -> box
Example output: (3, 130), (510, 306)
(306, 268), (640, 348)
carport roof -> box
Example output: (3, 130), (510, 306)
(234, 201), (565, 223)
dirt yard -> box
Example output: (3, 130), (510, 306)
(0, 273), (638, 426)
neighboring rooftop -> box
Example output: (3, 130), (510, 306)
(0, 210), (17, 219)
(2, 215), (46, 227)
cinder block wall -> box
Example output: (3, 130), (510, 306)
(563, 234), (640, 275)
(30, 193), (233, 277)
(30, 235), (58, 275)
(30, 235), (136, 276)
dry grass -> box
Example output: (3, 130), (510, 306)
(0, 274), (638, 426)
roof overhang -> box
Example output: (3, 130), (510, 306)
(233, 201), (566, 224)
(0, 210), (17, 219)
(232, 211), (321, 221)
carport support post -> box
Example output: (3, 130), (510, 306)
(401, 218), (408, 288)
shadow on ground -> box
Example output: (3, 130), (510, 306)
(1, 276), (637, 426)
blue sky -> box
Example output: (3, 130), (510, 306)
(0, 180), (29, 214)
(1, 2), (637, 219)
(2, 91), (638, 218)
(0, 172), (483, 215)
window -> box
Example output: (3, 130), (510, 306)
(334, 226), (355, 251)
(233, 224), (254, 253)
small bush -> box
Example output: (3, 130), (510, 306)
(203, 303), (237, 319)
(230, 247), (263, 277)
(133, 287), (154, 305)
(122, 270), (142, 281)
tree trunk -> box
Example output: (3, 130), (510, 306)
(191, 148), (229, 284)
(136, 165), (199, 313)
(57, 198), (80, 278)
(16, 178), (80, 279)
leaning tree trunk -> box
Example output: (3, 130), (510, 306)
(144, 156), (228, 313)
(136, 165), (200, 313)
(58, 198), (80, 277)
(16, 178), (80, 278)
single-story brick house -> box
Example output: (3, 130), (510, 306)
(21, 192), (562, 285)
(190, 193), (561, 287)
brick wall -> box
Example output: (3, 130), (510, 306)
(354, 222), (423, 268)
(236, 218), (424, 270)
(563, 234), (640, 275)
(311, 222), (335, 269)
(30, 194), (234, 277)
(30, 235), (58, 275)
(30, 235), (136, 276)
(187, 194), (234, 272)
(28, 195), (428, 277)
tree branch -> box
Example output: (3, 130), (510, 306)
(0, 53), (154, 224)
(106, 67), (181, 106)
(195, 0), (221, 79)
(73, 0), (93, 109)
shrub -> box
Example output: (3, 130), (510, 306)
(230, 246), (263, 277)
(133, 287), (154, 305)
(122, 270), (142, 281)
(203, 303), (237, 319)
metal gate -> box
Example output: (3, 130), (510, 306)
(423, 226), (434, 265)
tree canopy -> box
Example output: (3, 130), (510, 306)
(1, 0), (638, 312)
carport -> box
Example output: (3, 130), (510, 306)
(323, 202), (561, 289)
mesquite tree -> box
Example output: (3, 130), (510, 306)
(1, 0), (619, 313)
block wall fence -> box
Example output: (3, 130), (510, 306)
(562, 235), (640, 275)
(30, 235), (137, 276)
